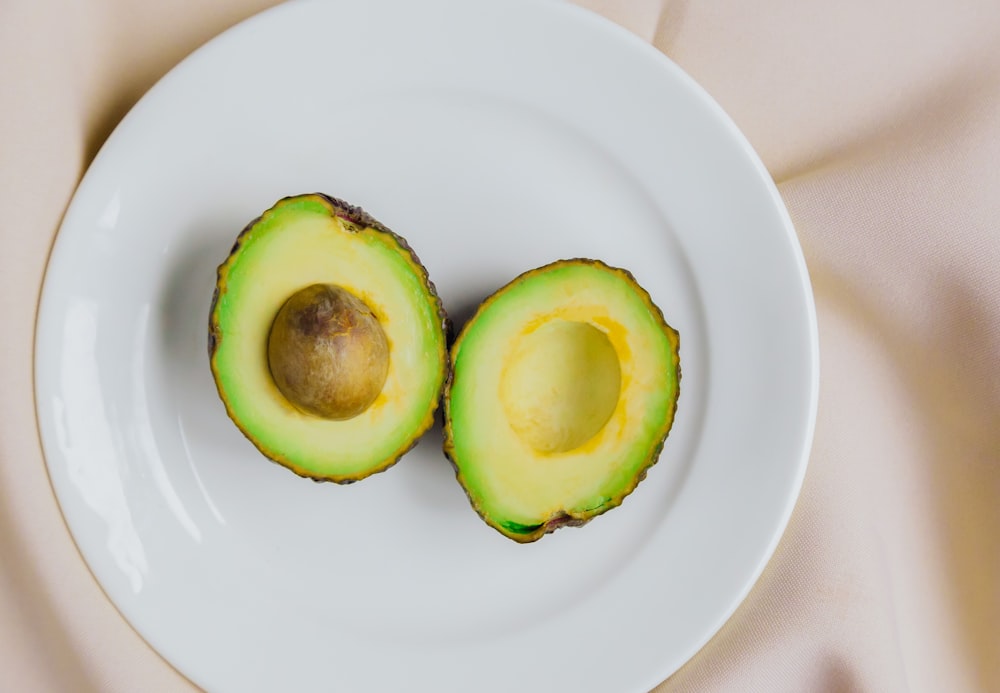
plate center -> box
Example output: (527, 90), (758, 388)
(150, 91), (703, 645)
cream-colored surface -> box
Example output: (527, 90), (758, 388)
(214, 210), (444, 474)
(500, 320), (621, 454)
(1, 0), (997, 691)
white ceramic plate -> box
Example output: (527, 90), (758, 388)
(35, 0), (818, 690)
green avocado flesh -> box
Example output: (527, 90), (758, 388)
(209, 194), (448, 482)
(443, 259), (680, 542)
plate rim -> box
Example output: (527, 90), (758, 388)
(33, 0), (820, 690)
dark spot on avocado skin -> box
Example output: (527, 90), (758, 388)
(542, 513), (579, 532)
(311, 193), (452, 344)
(208, 284), (223, 358)
(497, 513), (589, 542)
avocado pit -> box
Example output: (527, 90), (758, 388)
(267, 283), (389, 420)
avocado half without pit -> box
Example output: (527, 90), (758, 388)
(209, 194), (449, 482)
(443, 259), (681, 543)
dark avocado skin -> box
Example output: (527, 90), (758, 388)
(441, 258), (681, 543)
(208, 193), (452, 484)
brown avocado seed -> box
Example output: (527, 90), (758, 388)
(267, 284), (389, 420)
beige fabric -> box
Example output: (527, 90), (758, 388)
(2, 0), (997, 690)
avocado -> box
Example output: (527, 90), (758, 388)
(443, 259), (680, 542)
(209, 194), (449, 483)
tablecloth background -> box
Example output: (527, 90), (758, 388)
(2, 0), (997, 690)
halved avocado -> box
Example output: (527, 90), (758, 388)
(443, 259), (680, 542)
(209, 194), (448, 482)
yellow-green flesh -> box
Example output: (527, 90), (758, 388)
(447, 261), (679, 540)
(212, 196), (446, 479)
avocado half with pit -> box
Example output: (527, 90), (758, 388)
(443, 259), (680, 542)
(209, 194), (448, 482)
